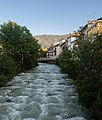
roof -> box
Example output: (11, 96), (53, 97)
(87, 19), (102, 32)
(68, 32), (80, 38)
(53, 41), (60, 47)
(97, 17), (102, 20)
(60, 39), (67, 46)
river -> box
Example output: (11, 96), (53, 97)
(0, 63), (92, 120)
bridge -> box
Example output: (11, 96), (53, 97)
(37, 57), (57, 63)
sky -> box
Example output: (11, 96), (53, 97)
(0, 0), (102, 35)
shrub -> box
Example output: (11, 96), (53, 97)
(0, 54), (17, 86)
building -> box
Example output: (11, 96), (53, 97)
(80, 18), (102, 37)
(60, 39), (68, 51)
(47, 44), (54, 58)
(67, 32), (80, 50)
(47, 17), (102, 58)
(80, 20), (96, 38)
(41, 47), (48, 52)
(47, 38), (68, 58)
(87, 18), (102, 36)
(47, 41), (60, 58)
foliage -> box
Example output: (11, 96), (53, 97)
(0, 21), (40, 71)
(0, 54), (17, 87)
(57, 50), (79, 79)
(0, 21), (40, 86)
(57, 34), (102, 119)
(77, 34), (102, 119)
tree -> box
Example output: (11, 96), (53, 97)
(57, 50), (79, 79)
(57, 34), (102, 119)
(72, 34), (102, 119)
(0, 53), (17, 87)
(0, 21), (40, 71)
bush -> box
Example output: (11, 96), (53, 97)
(57, 34), (102, 120)
(0, 54), (17, 86)
(57, 50), (79, 80)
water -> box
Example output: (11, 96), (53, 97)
(0, 63), (92, 120)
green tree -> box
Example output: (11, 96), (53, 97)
(76, 34), (102, 119)
(57, 50), (79, 79)
(0, 54), (17, 87)
(57, 34), (102, 119)
(0, 21), (40, 71)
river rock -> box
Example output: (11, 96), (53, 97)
(58, 83), (65, 85)
(6, 99), (12, 102)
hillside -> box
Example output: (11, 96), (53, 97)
(34, 35), (67, 48)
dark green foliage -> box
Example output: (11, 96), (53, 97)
(0, 54), (17, 87)
(0, 21), (40, 86)
(0, 21), (40, 70)
(57, 34), (102, 120)
(57, 50), (79, 80)
(76, 35), (102, 114)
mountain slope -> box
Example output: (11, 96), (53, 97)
(34, 35), (67, 48)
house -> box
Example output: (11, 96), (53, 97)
(67, 32), (80, 50)
(80, 20), (96, 38)
(87, 17), (102, 36)
(80, 18), (102, 37)
(47, 41), (61, 58)
(42, 47), (48, 52)
(60, 39), (68, 51)
(47, 44), (54, 58)
(47, 38), (68, 58)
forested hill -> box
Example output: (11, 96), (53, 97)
(34, 34), (67, 48)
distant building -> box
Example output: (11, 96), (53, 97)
(60, 39), (68, 51)
(67, 32), (79, 50)
(47, 44), (54, 58)
(41, 47), (48, 52)
(40, 47), (48, 57)
(47, 41), (61, 58)
(47, 39), (68, 58)
(47, 17), (102, 58)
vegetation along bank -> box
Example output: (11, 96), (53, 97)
(0, 21), (40, 87)
(56, 34), (102, 120)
